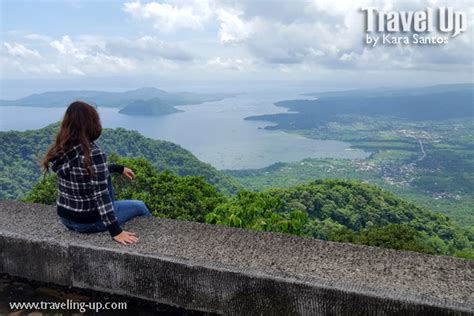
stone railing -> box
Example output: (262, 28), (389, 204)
(0, 201), (472, 315)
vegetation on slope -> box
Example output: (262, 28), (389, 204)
(241, 85), (473, 229)
(24, 157), (474, 259)
(227, 116), (474, 227)
(0, 123), (240, 199)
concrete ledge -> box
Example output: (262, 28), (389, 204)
(0, 201), (472, 315)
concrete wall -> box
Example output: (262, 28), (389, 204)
(0, 201), (473, 315)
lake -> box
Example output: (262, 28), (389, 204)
(0, 91), (369, 170)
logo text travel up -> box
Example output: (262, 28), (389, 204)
(361, 7), (468, 47)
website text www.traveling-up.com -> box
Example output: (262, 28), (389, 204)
(9, 299), (127, 313)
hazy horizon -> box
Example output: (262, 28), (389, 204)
(2, 79), (473, 100)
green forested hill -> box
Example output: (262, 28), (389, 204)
(0, 123), (240, 199)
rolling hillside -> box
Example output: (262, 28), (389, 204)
(0, 123), (240, 199)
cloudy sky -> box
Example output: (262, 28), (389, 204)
(0, 0), (472, 98)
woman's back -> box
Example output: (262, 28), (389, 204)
(43, 101), (150, 244)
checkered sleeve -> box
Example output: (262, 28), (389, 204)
(90, 145), (123, 237)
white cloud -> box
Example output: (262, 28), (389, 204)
(2, 36), (137, 77)
(50, 36), (86, 58)
(210, 0), (473, 72)
(3, 42), (42, 59)
(48, 36), (136, 75)
(5, 59), (62, 75)
(1, 33), (200, 77)
(216, 8), (252, 43)
(123, 0), (213, 33)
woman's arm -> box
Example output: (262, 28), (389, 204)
(108, 163), (135, 180)
(90, 147), (123, 237)
(90, 146), (139, 244)
(108, 163), (124, 174)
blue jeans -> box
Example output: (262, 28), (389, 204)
(60, 176), (152, 234)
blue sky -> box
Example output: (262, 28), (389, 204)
(3, 1), (138, 37)
(1, 0), (217, 39)
(1, 0), (472, 98)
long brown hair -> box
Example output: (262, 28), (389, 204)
(42, 101), (102, 175)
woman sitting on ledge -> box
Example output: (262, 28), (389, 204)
(42, 101), (152, 245)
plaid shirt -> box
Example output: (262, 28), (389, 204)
(51, 142), (124, 237)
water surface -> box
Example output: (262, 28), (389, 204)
(0, 92), (368, 170)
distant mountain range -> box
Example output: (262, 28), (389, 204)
(246, 84), (474, 127)
(0, 87), (234, 116)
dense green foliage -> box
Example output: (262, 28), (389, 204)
(0, 123), (240, 200)
(24, 157), (473, 259)
(206, 192), (309, 235)
(22, 175), (57, 205)
(110, 156), (226, 221)
(328, 224), (436, 254)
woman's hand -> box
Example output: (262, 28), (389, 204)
(113, 231), (139, 245)
(122, 167), (135, 180)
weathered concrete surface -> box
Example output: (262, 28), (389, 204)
(0, 201), (472, 315)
